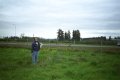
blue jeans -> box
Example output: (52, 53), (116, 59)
(32, 51), (39, 64)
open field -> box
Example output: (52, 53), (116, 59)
(0, 47), (120, 80)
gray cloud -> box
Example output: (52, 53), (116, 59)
(0, 0), (120, 38)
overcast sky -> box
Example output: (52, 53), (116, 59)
(0, 0), (120, 39)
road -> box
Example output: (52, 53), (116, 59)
(0, 42), (119, 48)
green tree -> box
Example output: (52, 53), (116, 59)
(68, 30), (71, 41)
(109, 36), (111, 41)
(65, 30), (71, 41)
(65, 32), (68, 40)
(72, 30), (80, 41)
(57, 29), (64, 41)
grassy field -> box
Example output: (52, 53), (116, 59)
(0, 47), (120, 80)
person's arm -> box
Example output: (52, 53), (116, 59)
(38, 42), (40, 51)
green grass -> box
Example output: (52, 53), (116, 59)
(0, 47), (120, 80)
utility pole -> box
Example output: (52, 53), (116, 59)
(15, 25), (16, 37)
(13, 24), (16, 41)
(13, 24), (16, 37)
(33, 34), (34, 37)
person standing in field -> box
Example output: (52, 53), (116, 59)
(31, 37), (41, 64)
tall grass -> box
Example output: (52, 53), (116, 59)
(0, 47), (120, 80)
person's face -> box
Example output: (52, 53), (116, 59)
(34, 38), (37, 41)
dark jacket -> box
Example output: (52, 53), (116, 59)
(32, 41), (40, 51)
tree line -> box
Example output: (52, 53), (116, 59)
(0, 28), (119, 45)
(57, 29), (81, 41)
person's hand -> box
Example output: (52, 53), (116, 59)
(31, 50), (33, 53)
